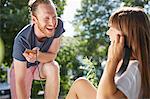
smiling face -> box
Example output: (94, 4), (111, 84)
(32, 3), (58, 38)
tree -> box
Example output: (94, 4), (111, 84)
(56, 36), (81, 97)
(73, 0), (121, 67)
(0, 0), (29, 63)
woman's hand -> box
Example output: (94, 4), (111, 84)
(107, 35), (124, 63)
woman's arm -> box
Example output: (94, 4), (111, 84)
(97, 35), (127, 99)
(97, 60), (127, 99)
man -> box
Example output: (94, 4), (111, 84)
(10, 0), (65, 99)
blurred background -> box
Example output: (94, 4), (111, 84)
(0, 0), (150, 98)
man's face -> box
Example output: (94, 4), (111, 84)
(33, 4), (58, 38)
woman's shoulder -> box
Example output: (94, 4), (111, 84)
(127, 60), (140, 74)
(115, 60), (141, 99)
(128, 60), (139, 66)
(121, 59), (141, 80)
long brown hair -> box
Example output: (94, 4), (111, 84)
(109, 7), (150, 98)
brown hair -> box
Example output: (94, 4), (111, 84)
(109, 7), (150, 98)
(28, 0), (56, 16)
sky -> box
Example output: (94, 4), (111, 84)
(61, 0), (81, 37)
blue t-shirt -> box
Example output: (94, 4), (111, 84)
(12, 18), (65, 68)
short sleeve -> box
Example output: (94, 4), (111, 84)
(54, 18), (65, 38)
(115, 74), (132, 98)
(12, 37), (29, 61)
(115, 60), (141, 99)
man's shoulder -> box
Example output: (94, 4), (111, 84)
(15, 24), (33, 40)
(57, 17), (64, 29)
(54, 18), (65, 38)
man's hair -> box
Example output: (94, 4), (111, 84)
(28, 0), (55, 15)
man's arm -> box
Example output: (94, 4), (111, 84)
(37, 36), (62, 63)
(13, 59), (28, 99)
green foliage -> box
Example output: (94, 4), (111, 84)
(1, 0), (30, 64)
(31, 80), (45, 98)
(122, 0), (150, 14)
(122, 0), (149, 7)
(56, 36), (81, 96)
(56, 36), (104, 96)
(53, 0), (66, 16)
(0, 38), (5, 65)
(79, 57), (99, 87)
(0, 63), (9, 82)
(73, 0), (120, 63)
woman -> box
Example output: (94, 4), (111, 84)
(66, 7), (150, 99)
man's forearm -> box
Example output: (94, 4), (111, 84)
(37, 51), (57, 63)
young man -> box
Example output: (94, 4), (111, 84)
(10, 0), (65, 99)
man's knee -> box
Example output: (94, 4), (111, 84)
(42, 61), (60, 77)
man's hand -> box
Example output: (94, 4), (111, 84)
(23, 47), (39, 63)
